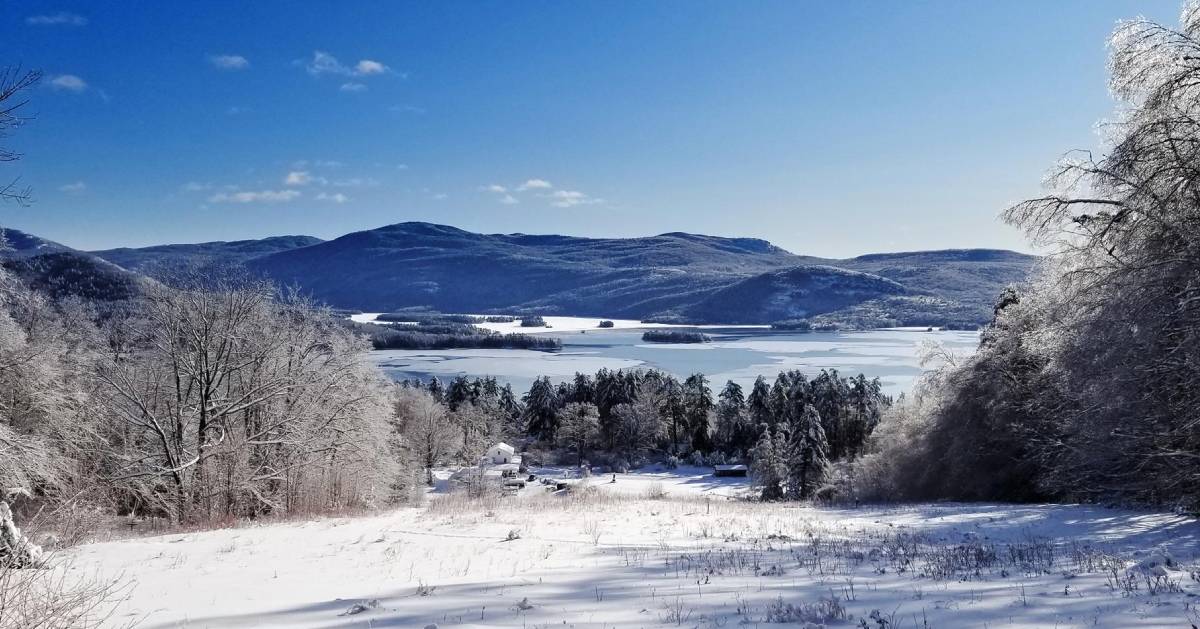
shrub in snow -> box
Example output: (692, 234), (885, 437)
(0, 501), (43, 568)
(687, 451), (708, 467)
(762, 595), (845, 624)
(665, 455), (680, 470)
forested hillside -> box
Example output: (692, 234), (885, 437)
(80, 221), (1035, 327)
(859, 4), (1200, 510)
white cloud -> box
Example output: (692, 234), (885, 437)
(284, 171), (310, 186)
(339, 82), (367, 92)
(500, 194), (519, 205)
(26, 12), (86, 26)
(396, 163), (409, 170)
(226, 105), (250, 115)
(483, 184), (508, 193)
(388, 104), (425, 114)
(517, 178), (553, 191)
(304, 51), (391, 77)
(59, 181), (86, 193)
(209, 54), (249, 70)
(49, 74), (87, 92)
(548, 189), (602, 208)
(316, 192), (349, 204)
(181, 181), (212, 192)
(208, 189), (301, 204)
(432, 193), (448, 200)
(354, 59), (388, 75)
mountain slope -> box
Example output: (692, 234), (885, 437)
(0, 228), (143, 302)
(91, 235), (323, 273)
(244, 223), (810, 317)
(679, 265), (909, 324)
(240, 222), (1035, 325)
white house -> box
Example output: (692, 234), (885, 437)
(485, 442), (516, 465)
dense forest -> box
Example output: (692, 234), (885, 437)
(398, 366), (889, 500)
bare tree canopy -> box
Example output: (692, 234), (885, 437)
(0, 66), (41, 206)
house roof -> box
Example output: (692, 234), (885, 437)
(491, 442), (515, 453)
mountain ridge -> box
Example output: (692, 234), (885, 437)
(0, 220), (1037, 327)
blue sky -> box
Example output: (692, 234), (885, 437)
(2, 1), (1180, 257)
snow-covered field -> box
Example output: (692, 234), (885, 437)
(62, 468), (1200, 628)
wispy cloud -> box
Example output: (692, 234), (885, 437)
(303, 51), (391, 77)
(26, 12), (87, 26)
(59, 181), (86, 193)
(481, 183), (521, 205)
(339, 82), (367, 93)
(316, 192), (349, 204)
(208, 189), (300, 204)
(354, 60), (387, 76)
(209, 54), (249, 70)
(181, 181), (212, 192)
(516, 179), (553, 191)
(547, 189), (601, 208)
(49, 74), (87, 92)
(284, 171), (320, 186)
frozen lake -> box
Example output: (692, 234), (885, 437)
(370, 323), (980, 395)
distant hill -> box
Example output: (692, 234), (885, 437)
(679, 265), (909, 324)
(1, 228), (142, 302)
(70, 221), (1036, 327)
(91, 235), (323, 273)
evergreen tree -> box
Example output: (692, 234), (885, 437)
(522, 376), (561, 441)
(768, 373), (790, 427)
(747, 376), (772, 428)
(445, 375), (473, 411)
(659, 377), (685, 454)
(426, 375), (444, 403)
(571, 372), (595, 404)
(786, 404), (830, 499)
(683, 373), (714, 452)
(715, 380), (751, 453)
(750, 425), (787, 500)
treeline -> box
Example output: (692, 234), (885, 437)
(642, 330), (710, 343)
(859, 5), (1200, 510)
(403, 366), (889, 499)
(375, 312), (519, 325)
(346, 319), (561, 351)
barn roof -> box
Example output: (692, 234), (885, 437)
(492, 442), (515, 453)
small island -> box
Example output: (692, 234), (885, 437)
(641, 329), (711, 344)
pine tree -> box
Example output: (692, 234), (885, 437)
(522, 376), (561, 441)
(750, 425), (787, 500)
(786, 404), (830, 499)
(683, 373), (714, 453)
(747, 376), (772, 427)
(715, 380), (750, 453)
(426, 375), (444, 402)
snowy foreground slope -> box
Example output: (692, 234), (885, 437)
(66, 469), (1200, 628)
